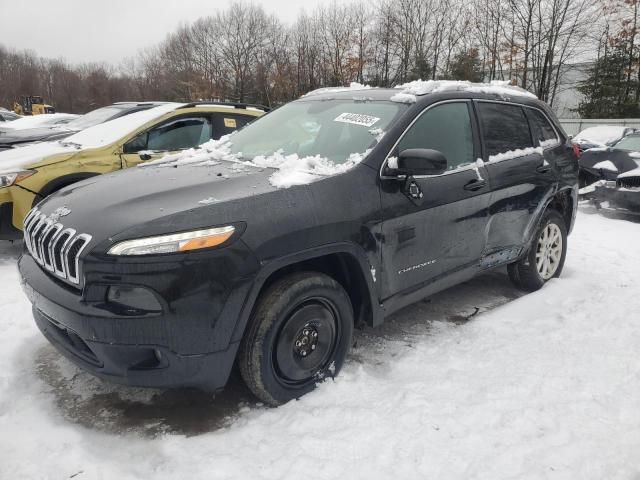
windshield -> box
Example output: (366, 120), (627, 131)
(63, 105), (129, 131)
(64, 103), (180, 149)
(228, 99), (405, 163)
(614, 135), (640, 151)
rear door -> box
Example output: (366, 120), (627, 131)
(379, 100), (491, 299)
(476, 101), (556, 256)
(120, 114), (214, 167)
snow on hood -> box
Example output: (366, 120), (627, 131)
(141, 137), (371, 189)
(63, 103), (182, 149)
(592, 160), (619, 172)
(302, 82), (371, 98)
(0, 141), (79, 175)
(573, 126), (628, 146)
(618, 166), (640, 179)
(0, 113), (78, 131)
(390, 80), (537, 103)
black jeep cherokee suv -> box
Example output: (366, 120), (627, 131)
(19, 85), (578, 406)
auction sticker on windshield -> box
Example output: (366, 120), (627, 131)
(334, 113), (380, 127)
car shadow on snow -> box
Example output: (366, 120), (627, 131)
(31, 268), (522, 438)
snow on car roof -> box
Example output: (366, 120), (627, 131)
(302, 82), (372, 98)
(391, 80), (537, 103)
(302, 80), (537, 103)
(63, 103), (183, 149)
(573, 126), (630, 146)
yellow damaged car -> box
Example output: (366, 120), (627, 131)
(0, 102), (264, 239)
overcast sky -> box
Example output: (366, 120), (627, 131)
(0, 0), (331, 65)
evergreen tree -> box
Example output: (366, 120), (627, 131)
(448, 48), (483, 82)
(577, 44), (640, 118)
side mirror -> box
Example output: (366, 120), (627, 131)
(394, 149), (448, 176)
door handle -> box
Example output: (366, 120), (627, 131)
(536, 164), (552, 174)
(463, 179), (487, 191)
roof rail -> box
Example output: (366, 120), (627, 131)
(178, 101), (270, 112)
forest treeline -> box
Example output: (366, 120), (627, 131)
(0, 0), (637, 117)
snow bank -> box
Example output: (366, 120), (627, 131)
(488, 146), (543, 163)
(391, 80), (536, 103)
(2, 211), (640, 479)
(573, 126), (628, 146)
(65, 103), (182, 149)
(142, 137), (372, 189)
(0, 113), (78, 130)
(0, 141), (78, 175)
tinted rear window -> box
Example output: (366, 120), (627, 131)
(478, 103), (532, 157)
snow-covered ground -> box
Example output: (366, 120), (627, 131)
(1, 208), (640, 479)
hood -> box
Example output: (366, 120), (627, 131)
(579, 148), (640, 176)
(0, 126), (74, 146)
(0, 141), (81, 174)
(36, 161), (279, 247)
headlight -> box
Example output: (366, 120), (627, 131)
(0, 170), (35, 188)
(108, 225), (236, 256)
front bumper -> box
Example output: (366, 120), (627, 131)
(0, 200), (21, 240)
(19, 252), (257, 390)
(583, 183), (640, 213)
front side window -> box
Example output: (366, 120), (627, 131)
(478, 103), (532, 157)
(125, 116), (212, 153)
(527, 108), (558, 146)
(398, 102), (475, 171)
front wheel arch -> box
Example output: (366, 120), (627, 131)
(32, 172), (101, 207)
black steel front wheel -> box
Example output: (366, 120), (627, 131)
(238, 272), (353, 406)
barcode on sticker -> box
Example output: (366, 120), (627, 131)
(334, 113), (380, 127)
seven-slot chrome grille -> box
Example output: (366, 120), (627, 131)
(23, 208), (92, 285)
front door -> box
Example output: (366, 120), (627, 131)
(379, 101), (491, 299)
(120, 115), (214, 168)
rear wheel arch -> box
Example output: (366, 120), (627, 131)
(546, 188), (575, 232)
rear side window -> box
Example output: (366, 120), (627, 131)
(477, 103), (532, 157)
(527, 108), (559, 146)
(212, 114), (254, 139)
(398, 102), (475, 171)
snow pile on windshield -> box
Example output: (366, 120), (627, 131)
(142, 137), (371, 189)
(303, 82), (371, 98)
(0, 113), (78, 131)
(573, 126), (628, 146)
(488, 146), (543, 163)
(0, 141), (78, 175)
(64, 103), (182, 149)
(391, 80), (536, 103)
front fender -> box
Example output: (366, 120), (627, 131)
(230, 242), (383, 344)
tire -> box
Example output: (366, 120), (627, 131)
(508, 209), (568, 292)
(238, 271), (354, 406)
